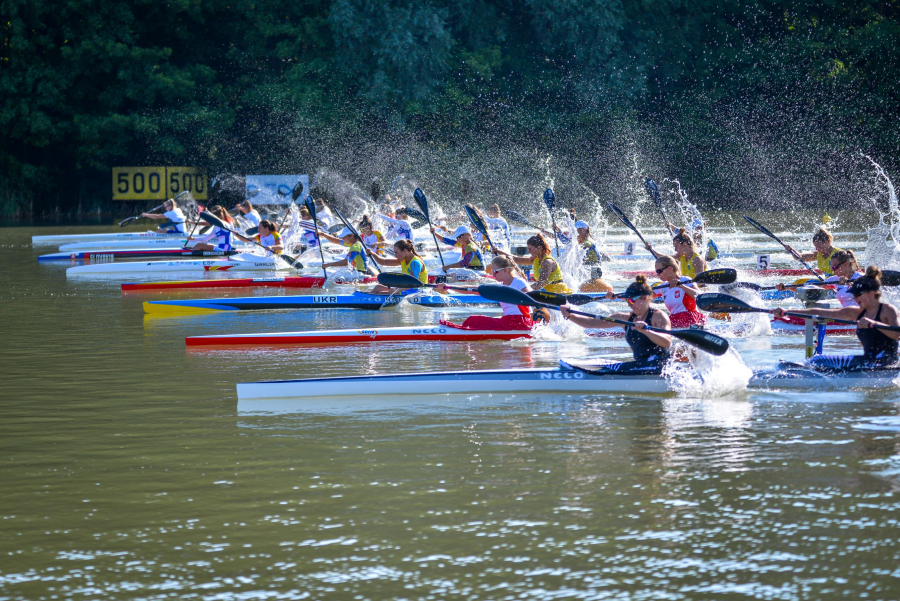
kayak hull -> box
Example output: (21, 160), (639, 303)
(236, 366), (675, 400)
(33, 231), (187, 245)
(749, 366), (899, 390)
(40, 249), (238, 262)
(122, 273), (477, 292)
(187, 326), (533, 347)
(67, 254), (285, 275)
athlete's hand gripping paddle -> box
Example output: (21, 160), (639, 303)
(477, 286), (730, 355)
(413, 188), (447, 271)
(199, 211), (303, 268)
(376, 273), (599, 306)
(119, 190), (189, 227)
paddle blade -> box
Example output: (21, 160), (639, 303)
(721, 282), (763, 292)
(565, 294), (598, 306)
(328, 224), (344, 234)
(118, 216), (137, 227)
(291, 180), (304, 201)
(670, 329), (730, 356)
(645, 179), (662, 204)
(543, 188), (556, 212)
(246, 226), (258, 236)
(465, 205), (490, 240)
(413, 188), (431, 221)
(199, 211), (226, 229)
(505, 210), (538, 229)
(882, 270), (900, 286)
(696, 293), (765, 314)
(743, 215), (780, 243)
(403, 206), (427, 222)
(693, 268), (737, 285)
(527, 290), (568, 306)
(303, 195), (316, 220)
(607, 202), (638, 233)
(477, 284), (544, 307)
(377, 273), (424, 289)
(370, 178), (382, 202)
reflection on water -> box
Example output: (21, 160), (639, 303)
(2, 225), (900, 599)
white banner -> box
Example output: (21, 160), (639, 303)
(245, 175), (307, 205)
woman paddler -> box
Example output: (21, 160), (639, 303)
(431, 225), (485, 271)
(320, 227), (372, 275)
(772, 266), (900, 370)
(783, 227), (841, 275)
(645, 227), (706, 279)
(497, 233), (573, 294)
(433, 256), (534, 331)
(141, 198), (188, 233)
(650, 256), (706, 328)
(190, 206), (235, 252)
(369, 240), (429, 294)
(561, 275), (673, 374)
(774, 250), (864, 329)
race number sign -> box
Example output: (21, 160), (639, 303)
(245, 175), (308, 204)
(623, 241), (636, 255)
(756, 254), (771, 270)
(113, 167), (207, 201)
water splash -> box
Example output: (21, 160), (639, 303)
(664, 344), (752, 398)
(863, 157), (900, 271)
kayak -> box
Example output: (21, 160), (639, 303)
(67, 253), (287, 275)
(39, 248), (239, 262)
(32, 231), (189, 245)
(60, 239), (192, 251)
(236, 363), (680, 400)
(122, 272), (481, 292)
(770, 319), (856, 335)
(620, 269), (818, 278)
(236, 362), (900, 401)
(186, 325), (533, 347)
(144, 289), (611, 315)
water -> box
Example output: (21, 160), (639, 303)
(4, 223), (900, 600)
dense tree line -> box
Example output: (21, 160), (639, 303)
(2, 0), (899, 217)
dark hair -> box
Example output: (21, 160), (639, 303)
(359, 215), (373, 230)
(848, 265), (882, 299)
(623, 274), (654, 300)
(830, 249), (858, 271)
(393, 239), (420, 257)
(813, 228), (834, 244)
(672, 227), (695, 248)
(258, 219), (276, 232)
(526, 234), (551, 257)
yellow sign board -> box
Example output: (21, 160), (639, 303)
(112, 167), (207, 201)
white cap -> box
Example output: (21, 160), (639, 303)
(339, 227), (354, 238)
(691, 218), (704, 230)
(453, 226), (471, 238)
(574, 220), (589, 230)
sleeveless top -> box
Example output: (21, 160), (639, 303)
(816, 248), (841, 275)
(825, 271), (862, 308)
(344, 241), (368, 273)
(532, 256), (571, 294)
(678, 253), (700, 279)
(626, 308), (671, 363)
(857, 303), (898, 362)
(581, 237), (600, 264)
(401, 256), (428, 284)
(658, 276), (698, 315)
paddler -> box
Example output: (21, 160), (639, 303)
(141, 198), (187, 234)
(553, 220), (605, 264)
(321, 227), (372, 275)
(496, 233), (572, 294)
(776, 249), (863, 311)
(434, 256), (534, 331)
(431, 225), (485, 272)
(690, 218), (719, 261)
(358, 215), (387, 251)
(369, 239), (428, 294)
(237, 219), (282, 255)
(561, 275), (673, 374)
(782, 227), (841, 275)
(649, 256), (706, 328)
(190, 206), (235, 251)
(377, 205), (414, 241)
(773, 266), (900, 370)
(235, 200), (261, 229)
(645, 227), (706, 279)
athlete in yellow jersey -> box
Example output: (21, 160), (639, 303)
(646, 227), (706, 279)
(432, 226), (485, 271)
(497, 233), (573, 294)
(370, 239), (429, 293)
(783, 228), (841, 275)
(321, 227), (371, 274)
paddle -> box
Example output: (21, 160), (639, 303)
(376, 273), (598, 306)
(465, 204), (496, 252)
(477, 285), (730, 355)
(607, 201), (661, 259)
(328, 204), (382, 274)
(652, 268), (737, 290)
(304, 195), (328, 281)
(198, 211), (303, 268)
(543, 188), (561, 256)
(402, 206), (428, 222)
(743, 216), (824, 282)
(505, 210), (543, 231)
(119, 191), (189, 227)
(413, 188), (447, 271)
(370, 178), (383, 203)
(733, 270), (900, 292)
(695, 292), (900, 333)
(645, 179), (669, 229)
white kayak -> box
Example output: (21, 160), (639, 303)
(66, 253), (290, 275)
(236, 361), (900, 401)
(32, 231), (188, 245)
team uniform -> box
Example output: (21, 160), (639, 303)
(584, 309), (671, 375)
(678, 252), (702, 279)
(377, 214), (413, 240)
(401, 256), (428, 284)
(581, 237), (601, 264)
(532, 256), (571, 294)
(484, 216), (512, 250)
(343, 240), (369, 273)
(253, 231), (283, 254)
(655, 276), (706, 328)
(241, 210), (261, 229)
(705, 239), (719, 261)
(807, 304), (898, 371)
(440, 235), (485, 270)
(441, 277), (534, 331)
(815, 248), (842, 275)
(193, 227), (233, 251)
(163, 208), (187, 234)
(362, 230), (386, 250)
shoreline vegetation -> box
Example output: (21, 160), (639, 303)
(3, 1), (898, 218)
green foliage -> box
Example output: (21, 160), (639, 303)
(1, 0), (899, 216)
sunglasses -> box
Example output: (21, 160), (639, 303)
(655, 266), (671, 275)
(491, 267), (507, 275)
(831, 260), (847, 271)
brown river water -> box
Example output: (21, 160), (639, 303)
(2, 224), (900, 600)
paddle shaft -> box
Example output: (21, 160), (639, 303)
(414, 189), (447, 271)
(646, 179), (669, 227)
(330, 205), (382, 274)
(743, 216), (823, 281)
(608, 202), (662, 259)
(306, 197), (328, 281)
(466, 206), (496, 252)
(199, 211), (301, 267)
(505, 210), (543, 230)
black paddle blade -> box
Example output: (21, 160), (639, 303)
(645, 179), (662, 204)
(465, 205), (491, 239)
(696, 293), (765, 314)
(694, 268), (738, 285)
(370, 178), (382, 202)
(670, 329), (730, 356)
(403, 206), (427, 222)
(291, 180), (304, 201)
(199, 211), (225, 229)
(303, 195), (316, 219)
(376, 273), (424, 289)
(527, 290), (568, 306)
(607, 202), (638, 233)
(477, 284), (545, 307)
(881, 270), (900, 286)
(565, 294), (598, 306)
(721, 282), (763, 292)
(505, 210), (539, 229)
(543, 188), (556, 212)
(413, 188), (430, 221)
(328, 224), (344, 234)
(743, 215), (781, 243)
(246, 226), (258, 236)
(118, 216), (137, 227)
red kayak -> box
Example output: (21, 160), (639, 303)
(122, 273), (478, 292)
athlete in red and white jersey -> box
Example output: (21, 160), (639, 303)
(653, 256), (706, 328)
(435, 256), (534, 331)
(775, 250), (864, 327)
